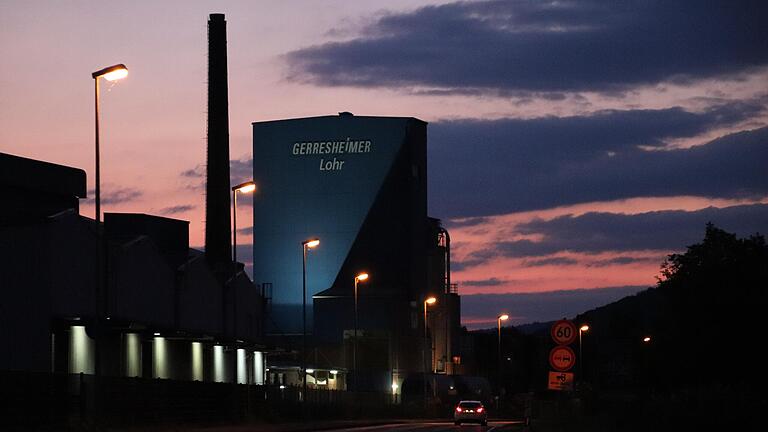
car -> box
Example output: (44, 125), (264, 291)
(454, 400), (488, 426)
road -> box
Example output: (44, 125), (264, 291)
(328, 421), (525, 431)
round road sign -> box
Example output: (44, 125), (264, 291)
(551, 319), (577, 345)
(549, 346), (576, 372)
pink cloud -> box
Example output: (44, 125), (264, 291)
(447, 196), (768, 295)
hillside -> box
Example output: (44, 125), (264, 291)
(571, 223), (766, 390)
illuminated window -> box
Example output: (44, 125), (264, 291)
(191, 342), (203, 381)
(68, 326), (94, 374)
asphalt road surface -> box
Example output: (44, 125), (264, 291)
(328, 421), (525, 431)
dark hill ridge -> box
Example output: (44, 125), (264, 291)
(572, 223), (766, 390)
(546, 224), (767, 430)
(466, 223), (766, 398)
(515, 321), (554, 336)
(470, 287), (659, 337)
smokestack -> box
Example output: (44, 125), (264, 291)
(205, 13), (232, 269)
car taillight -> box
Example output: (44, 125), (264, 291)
(456, 407), (462, 412)
(477, 407), (484, 413)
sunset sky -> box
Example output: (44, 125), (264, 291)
(2, 0), (766, 329)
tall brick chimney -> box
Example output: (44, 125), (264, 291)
(205, 13), (232, 270)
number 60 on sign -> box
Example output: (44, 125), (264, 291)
(550, 319), (577, 345)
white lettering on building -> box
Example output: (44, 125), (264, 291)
(291, 137), (372, 171)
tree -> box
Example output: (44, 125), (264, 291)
(656, 223), (767, 387)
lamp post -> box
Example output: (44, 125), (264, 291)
(579, 325), (589, 385)
(422, 296), (437, 406)
(353, 272), (369, 391)
(497, 314), (509, 385)
(301, 238), (319, 402)
(229, 181), (256, 343)
(91, 64), (127, 376)
(92, 64), (128, 225)
(231, 181), (256, 263)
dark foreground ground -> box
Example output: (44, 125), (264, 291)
(111, 419), (525, 432)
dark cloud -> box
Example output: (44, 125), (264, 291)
(236, 226), (253, 236)
(514, 204), (768, 253)
(180, 156), (254, 190)
(180, 164), (205, 191)
(522, 257), (578, 267)
(230, 157), (253, 186)
(429, 111), (768, 218)
(85, 187), (142, 205)
(455, 204), (768, 269)
(449, 260), (472, 272)
(452, 247), (498, 271)
(461, 277), (506, 287)
(587, 256), (660, 267)
(444, 216), (491, 229)
(286, 0), (768, 94)
(462, 286), (647, 329)
(159, 204), (195, 215)
(180, 166), (204, 178)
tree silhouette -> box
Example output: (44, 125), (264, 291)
(541, 224), (767, 429)
(655, 223), (766, 388)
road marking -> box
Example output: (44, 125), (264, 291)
(488, 420), (525, 431)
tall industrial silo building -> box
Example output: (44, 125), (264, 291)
(252, 113), (459, 391)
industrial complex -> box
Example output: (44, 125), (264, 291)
(0, 13), (463, 405)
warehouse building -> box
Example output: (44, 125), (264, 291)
(0, 151), (267, 385)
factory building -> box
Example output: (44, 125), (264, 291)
(0, 151), (268, 384)
(251, 113), (462, 393)
(1, 15), (270, 386)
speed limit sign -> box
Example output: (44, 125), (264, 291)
(551, 319), (577, 345)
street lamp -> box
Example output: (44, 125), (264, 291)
(497, 314), (509, 385)
(353, 272), (369, 391)
(92, 64), (128, 224)
(643, 336), (652, 343)
(579, 324), (589, 383)
(91, 63), (127, 376)
(231, 181), (256, 263)
(423, 296), (437, 404)
(424, 297), (437, 344)
(229, 181), (256, 343)
(301, 238), (320, 402)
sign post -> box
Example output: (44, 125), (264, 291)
(548, 319), (577, 391)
